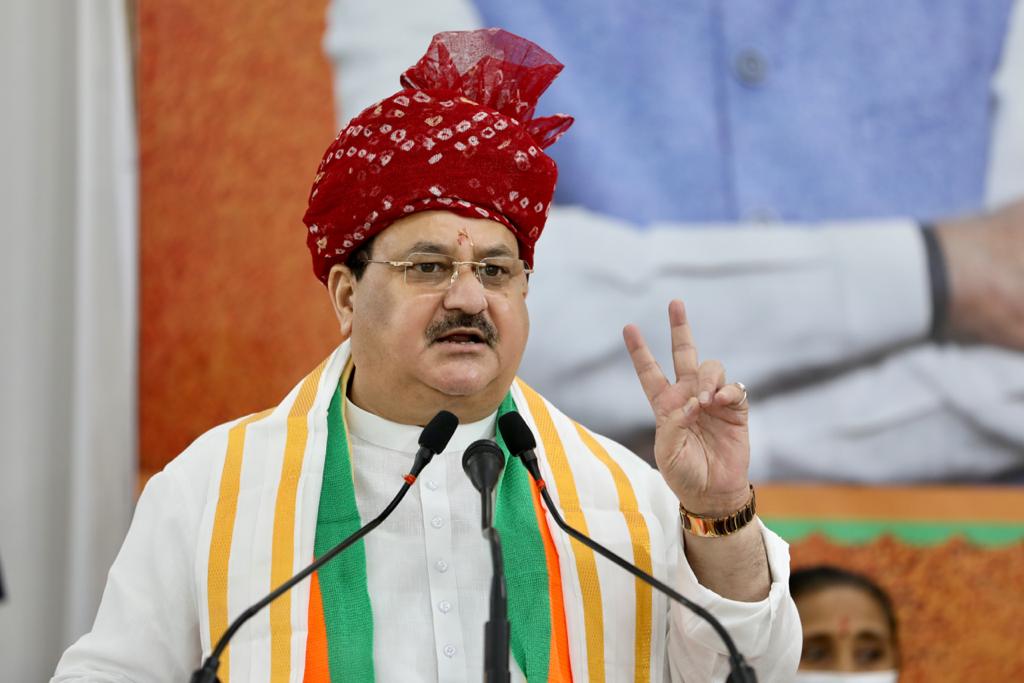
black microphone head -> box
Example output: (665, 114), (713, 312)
(498, 412), (536, 455)
(419, 410), (459, 454)
(462, 439), (505, 494)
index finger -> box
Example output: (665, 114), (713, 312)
(669, 300), (699, 384)
(623, 323), (670, 405)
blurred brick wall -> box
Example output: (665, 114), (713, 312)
(138, 1), (338, 478)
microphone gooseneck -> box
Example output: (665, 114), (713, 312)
(497, 411), (758, 683)
(461, 439), (510, 683)
(190, 409), (459, 683)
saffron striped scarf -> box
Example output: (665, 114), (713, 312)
(199, 344), (666, 682)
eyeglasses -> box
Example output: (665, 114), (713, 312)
(363, 252), (532, 290)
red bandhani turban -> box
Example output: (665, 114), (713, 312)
(302, 28), (574, 284)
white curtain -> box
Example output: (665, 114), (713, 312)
(0, 1), (137, 679)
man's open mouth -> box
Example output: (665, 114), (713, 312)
(435, 328), (488, 345)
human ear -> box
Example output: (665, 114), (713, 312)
(326, 263), (357, 340)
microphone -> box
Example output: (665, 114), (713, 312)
(411, 409), (461, 477)
(462, 439), (510, 683)
(462, 439), (505, 529)
(497, 412), (758, 683)
(191, 409), (459, 683)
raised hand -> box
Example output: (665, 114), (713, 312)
(623, 300), (751, 516)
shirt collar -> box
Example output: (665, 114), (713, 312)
(345, 396), (497, 456)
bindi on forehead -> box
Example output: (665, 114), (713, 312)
(837, 615), (850, 637)
(456, 228), (474, 248)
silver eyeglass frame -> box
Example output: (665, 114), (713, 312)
(361, 252), (533, 290)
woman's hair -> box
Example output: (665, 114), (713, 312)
(790, 565), (899, 645)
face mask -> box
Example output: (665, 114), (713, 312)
(794, 671), (899, 683)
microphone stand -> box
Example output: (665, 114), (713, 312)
(499, 413), (757, 683)
(482, 527), (510, 683)
(462, 439), (510, 683)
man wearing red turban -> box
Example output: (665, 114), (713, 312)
(55, 29), (799, 682)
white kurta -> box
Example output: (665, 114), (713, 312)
(53, 345), (800, 682)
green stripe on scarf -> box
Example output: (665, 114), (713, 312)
(313, 384), (555, 681)
(495, 392), (553, 681)
(314, 385), (375, 681)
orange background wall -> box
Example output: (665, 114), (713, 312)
(139, 0), (338, 479)
(137, 3), (1024, 680)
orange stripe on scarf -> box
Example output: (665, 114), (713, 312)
(303, 572), (331, 682)
(529, 476), (574, 682)
(517, 379), (605, 682)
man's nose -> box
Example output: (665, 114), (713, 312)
(442, 264), (488, 314)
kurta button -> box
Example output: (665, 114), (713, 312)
(431, 515), (444, 528)
(426, 480), (439, 490)
(443, 644), (457, 658)
(438, 600), (452, 613)
(735, 49), (766, 85)
(435, 559), (449, 572)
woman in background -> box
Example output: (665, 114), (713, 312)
(791, 566), (899, 682)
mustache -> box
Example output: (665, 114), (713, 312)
(425, 312), (499, 347)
